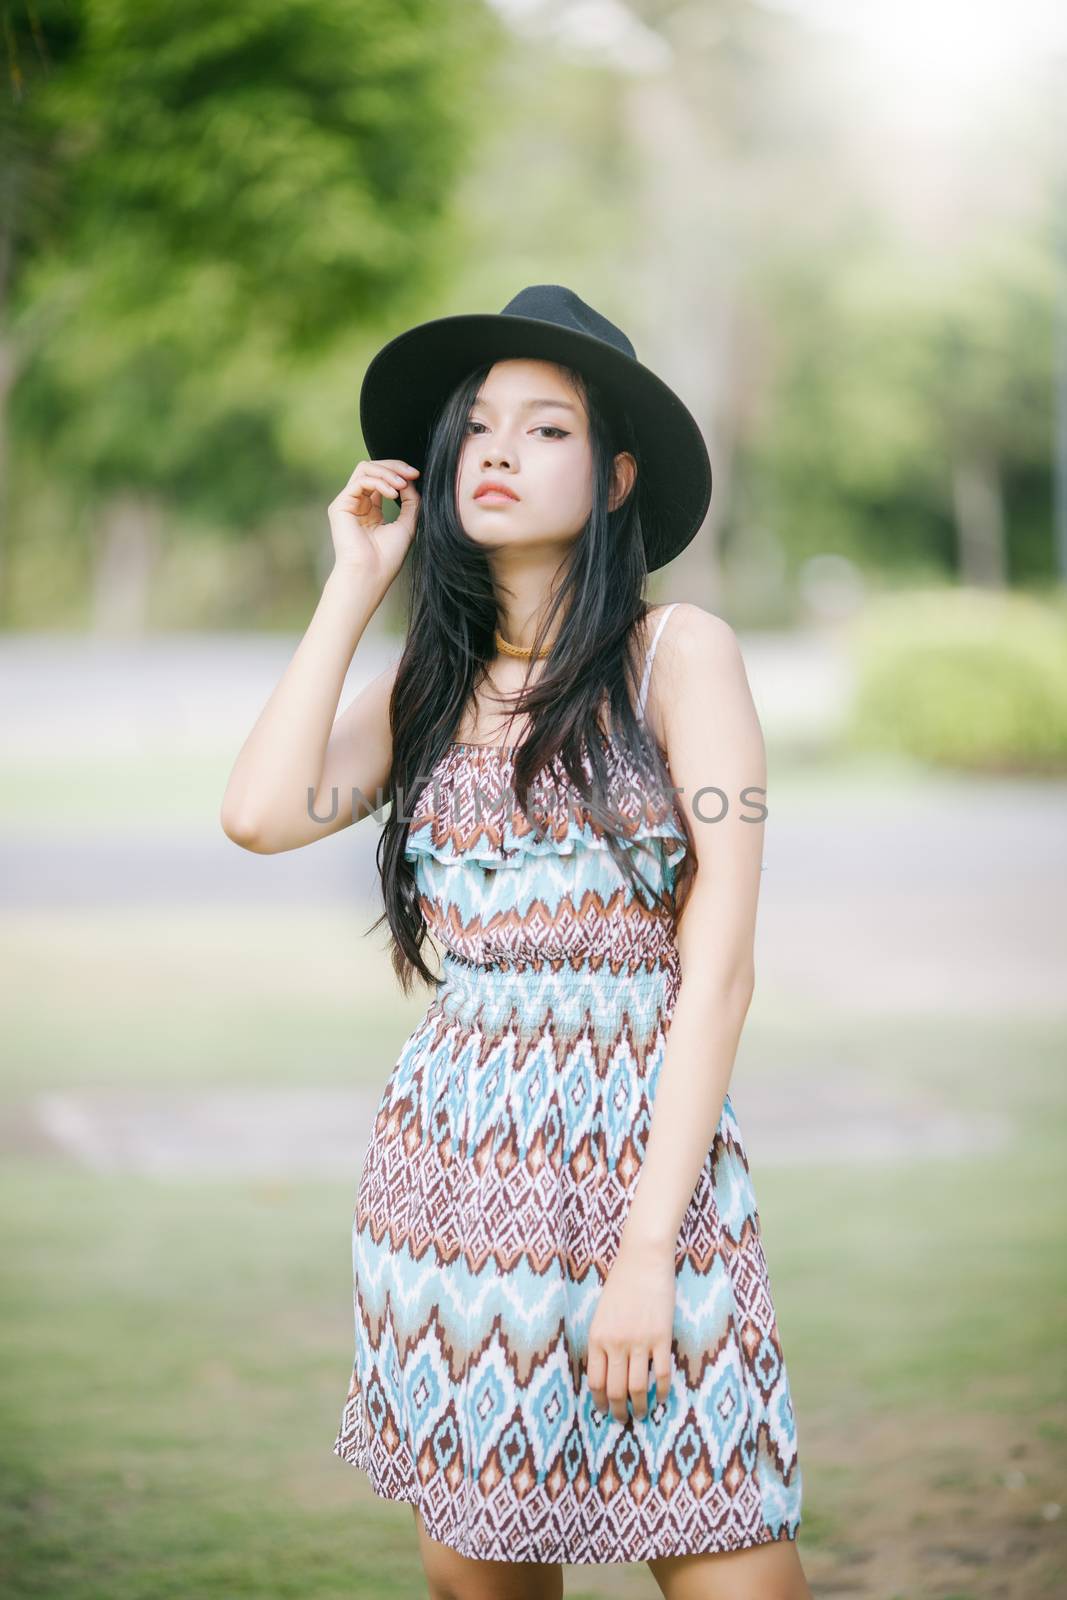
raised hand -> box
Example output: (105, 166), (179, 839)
(327, 457), (421, 593)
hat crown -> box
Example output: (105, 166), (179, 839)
(499, 284), (637, 364)
(359, 281), (711, 569)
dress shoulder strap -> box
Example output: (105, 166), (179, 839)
(636, 602), (679, 724)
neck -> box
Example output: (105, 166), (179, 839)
(487, 549), (568, 656)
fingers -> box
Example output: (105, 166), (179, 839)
(342, 458), (420, 484)
(652, 1342), (672, 1407)
(336, 460), (420, 505)
(588, 1341), (673, 1424)
(356, 470), (406, 501)
(587, 1343), (607, 1416)
(591, 1344), (659, 1420)
(364, 460), (421, 496)
(606, 1349), (630, 1424)
(628, 1348), (651, 1420)
(589, 1342), (646, 1425)
(370, 479), (402, 502)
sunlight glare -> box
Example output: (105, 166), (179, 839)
(770, 0), (1067, 125)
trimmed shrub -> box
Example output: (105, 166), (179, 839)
(843, 588), (1067, 773)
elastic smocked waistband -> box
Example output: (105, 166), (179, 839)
(434, 948), (681, 1035)
(438, 947), (678, 980)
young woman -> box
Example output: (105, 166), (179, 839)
(222, 285), (811, 1600)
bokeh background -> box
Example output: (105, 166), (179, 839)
(2, 2), (1066, 1596)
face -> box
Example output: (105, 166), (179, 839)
(456, 358), (633, 550)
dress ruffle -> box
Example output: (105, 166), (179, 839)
(332, 728), (805, 1562)
(402, 737), (689, 873)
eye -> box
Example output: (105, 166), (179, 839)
(465, 420), (568, 439)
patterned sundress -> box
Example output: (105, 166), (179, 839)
(332, 603), (803, 1564)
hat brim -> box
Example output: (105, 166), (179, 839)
(359, 310), (711, 571)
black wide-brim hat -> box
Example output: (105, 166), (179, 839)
(359, 283), (712, 572)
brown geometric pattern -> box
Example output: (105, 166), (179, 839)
(332, 734), (802, 1563)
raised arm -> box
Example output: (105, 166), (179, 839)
(219, 456), (420, 854)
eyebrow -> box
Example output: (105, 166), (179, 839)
(472, 396), (579, 414)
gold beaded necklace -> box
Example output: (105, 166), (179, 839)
(494, 628), (550, 661)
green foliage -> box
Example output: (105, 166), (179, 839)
(8, 0), (504, 528)
(844, 587), (1067, 773)
(5, 0), (1065, 625)
(746, 222), (1056, 584)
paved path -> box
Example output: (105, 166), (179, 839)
(0, 625), (852, 752)
(20, 1073), (1006, 1179)
(4, 773), (1064, 1014)
(2, 632), (1063, 1176)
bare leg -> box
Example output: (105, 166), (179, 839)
(411, 1505), (565, 1600)
(649, 1535), (813, 1600)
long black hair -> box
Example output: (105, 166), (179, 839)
(367, 359), (694, 993)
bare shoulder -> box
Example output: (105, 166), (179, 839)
(658, 601), (742, 656)
(638, 600), (740, 655)
(639, 603), (747, 743)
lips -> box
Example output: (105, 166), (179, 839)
(475, 483), (519, 501)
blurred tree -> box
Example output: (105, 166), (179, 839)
(5, 0), (1062, 626)
(5, 0), (502, 628)
(619, 0), (1060, 606)
(927, 237), (1055, 588)
(751, 228), (1055, 590)
(1, 0), (87, 616)
(622, 0), (781, 613)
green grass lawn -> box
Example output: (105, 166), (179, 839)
(0, 746), (241, 834)
(2, 904), (1066, 1597)
(0, 906), (427, 1100)
(0, 740), (957, 835)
